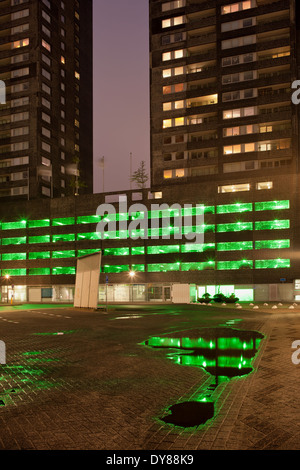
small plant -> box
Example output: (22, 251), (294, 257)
(226, 293), (239, 304)
(213, 293), (227, 303)
(198, 293), (211, 304)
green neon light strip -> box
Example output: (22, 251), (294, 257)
(2, 269), (26, 276)
(181, 261), (215, 271)
(255, 200), (290, 211)
(53, 234), (76, 243)
(77, 249), (100, 257)
(181, 243), (215, 253)
(52, 217), (75, 226)
(28, 252), (51, 260)
(29, 236), (51, 244)
(2, 252), (26, 261)
(131, 264), (145, 272)
(103, 247), (130, 256)
(131, 247), (145, 255)
(28, 219), (50, 228)
(52, 267), (76, 275)
(255, 259), (290, 269)
(147, 245), (180, 255)
(1, 220), (27, 230)
(217, 222), (253, 232)
(147, 263), (180, 272)
(217, 203), (252, 214)
(29, 268), (51, 276)
(103, 265), (130, 273)
(217, 260), (253, 270)
(52, 250), (76, 259)
(255, 239), (290, 249)
(255, 220), (290, 230)
(2, 237), (27, 245)
(217, 241), (253, 251)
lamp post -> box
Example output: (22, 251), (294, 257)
(129, 270), (136, 303)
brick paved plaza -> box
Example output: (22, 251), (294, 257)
(0, 302), (299, 451)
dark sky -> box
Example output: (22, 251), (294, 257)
(93, 0), (150, 194)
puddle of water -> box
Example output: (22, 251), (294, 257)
(143, 327), (263, 427)
(113, 316), (143, 320)
(161, 399), (214, 427)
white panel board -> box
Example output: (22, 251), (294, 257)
(28, 288), (42, 303)
(172, 284), (190, 304)
(74, 252), (101, 309)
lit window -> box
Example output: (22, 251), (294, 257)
(164, 170), (172, 179)
(42, 39), (51, 52)
(218, 183), (250, 193)
(256, 181), (273, 190)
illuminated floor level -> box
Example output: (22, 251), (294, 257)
(1, 281), (298, 303)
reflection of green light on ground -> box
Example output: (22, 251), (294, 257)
(33, 330), (77, 336)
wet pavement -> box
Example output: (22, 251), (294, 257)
(0, 302), (300, 450)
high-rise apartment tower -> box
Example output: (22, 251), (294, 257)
(0, 0), (93, 200)
(149, 0), (299, 193)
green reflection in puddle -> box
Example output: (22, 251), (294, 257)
(0, 350), (63, 406)
(33, 330), (77, 336)
(143, 327), (264, 427)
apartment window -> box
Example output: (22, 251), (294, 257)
(42, 10), (51, 23)
(222, 70), (257, 85)
(11, 0), (29, 5)
(223, 88), (256, 102)
(42, 186), (51, 197)
(12, 38), (29, 49)
(221, 17), (256, 32)
(42, 83), (51, 95)
(42, 24), (51, 37)
(11, 53), (29, 65)
(222, 35), (256, 50)
(11, 141), (29, 151)
(162, 49), (185, 61)
(42, 39), (51, 52)
(256, 181), (273, 190)
(42, 68), (51, 80)
(11, 24), (29, 34)
(162, 32), (186, 45)
(11, 9), (29, 20)
(42, 127), (51, 138)
(42, 112), (51, 124)
(218, 183), (250, 193)
(11, 111), (29, 122)
(223, 145), (241, 155)
(162, 16), (185, 28)
(11, 126), (29, 137)
(162, 0), (185, 12)
(11, 96), (29, 107)
(223, 107), (255, 119)
(42, 142), (51, 153)
(42, 53), (51, 66)
(221, 1), (256, 15)
(11, 67), (29, 78)
(163, 83), (185, 94)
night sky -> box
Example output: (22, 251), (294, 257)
(93, 0), (150, 194)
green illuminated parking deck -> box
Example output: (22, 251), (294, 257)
(217, 203), (253, 214)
